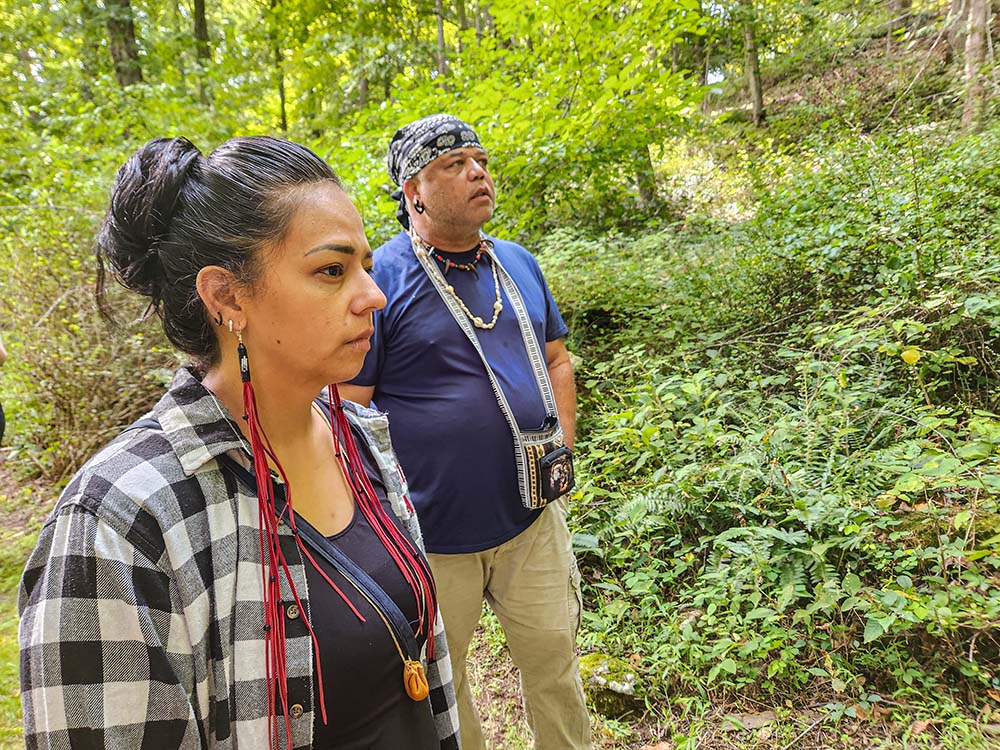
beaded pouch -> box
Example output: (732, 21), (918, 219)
(523, 430), (575, 509)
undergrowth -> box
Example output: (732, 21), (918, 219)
(537, 119), (1000, 738)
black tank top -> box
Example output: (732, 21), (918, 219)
(304, 426), (437, 749)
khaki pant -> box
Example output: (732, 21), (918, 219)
(427, 501), (592, 750)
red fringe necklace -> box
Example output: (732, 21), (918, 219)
(236, 340), (437, 750)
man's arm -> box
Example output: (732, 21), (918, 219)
(338, 384), (375, 408)
(546, 338), (576, 450)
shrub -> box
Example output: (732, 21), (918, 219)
(545, 120), (1000, 712)
(0, 197), (174, 482)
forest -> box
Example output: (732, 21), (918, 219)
(3, 0), (1000, 746)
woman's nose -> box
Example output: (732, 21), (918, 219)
(356, 269), (387, 312)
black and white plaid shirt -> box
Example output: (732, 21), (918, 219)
(19, 367), (461, 749)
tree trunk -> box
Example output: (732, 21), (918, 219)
(105, 0), (143, 88)
(741, 0), (765, 126)
(483, 3), (495, 39)
(962, 0), (989, 132)
(472, 0), (495, 44)
(194, 0), (209, 62)
(270, 0), (287, 131)
(275, 44), (287, 131)
(635, 145), (659, 210)
(359, 75), (369, 108)
(701, 37), (712, 114)
(79, 0), (104, 100)
(949, 0), (969, 54)
(691, 0), (707, 86)
(193, 0), (210, 103)
(456, 0), (467, 52)
(435, 0), (448, 83)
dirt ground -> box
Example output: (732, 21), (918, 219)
(462, 614), (913, 750)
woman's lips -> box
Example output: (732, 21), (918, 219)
(348, 329), (374, 351)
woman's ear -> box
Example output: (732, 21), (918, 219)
(196, 266), (243, 329)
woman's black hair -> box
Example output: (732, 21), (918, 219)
(96, 136), (342, 362)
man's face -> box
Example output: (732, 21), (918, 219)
(410, 147), (496, 236)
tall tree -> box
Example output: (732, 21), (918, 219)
(948, 0), (969, 54)
(194, 0), (210, 62)
(193, 0), (211, 103)
(270, 0), (287, 131)
(961, 0), (988, 132)
(456, 0), (468, 51)
(435, 0), (449, 82)
(741, 0), (765, 126)
(105, 0), (143, 87)
(274, 43), (287, 131)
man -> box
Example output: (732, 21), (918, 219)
(340, 114), (591, 750)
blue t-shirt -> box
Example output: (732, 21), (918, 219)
(349, 231), (569, 553)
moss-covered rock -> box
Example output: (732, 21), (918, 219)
(578, 653), (642, 718)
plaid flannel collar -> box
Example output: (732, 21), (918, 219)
(147, 367), (249, 476)
(145, 368), (394, 479)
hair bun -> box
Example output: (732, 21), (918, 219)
(97, 137), (202, 299)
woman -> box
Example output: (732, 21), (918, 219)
(19, 136), (460, 750)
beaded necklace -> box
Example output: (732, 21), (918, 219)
(426, 244), (484, 274)
(412, 233), (503, 330)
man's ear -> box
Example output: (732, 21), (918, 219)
(196, 266), (243, 329)
(402, 178), (420, 205)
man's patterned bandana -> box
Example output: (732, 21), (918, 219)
(387, 114), (483, 228)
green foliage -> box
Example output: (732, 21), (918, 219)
(0, 0), (709, 479)
(317, 0), (705, 241)
(0, 593), (20, 750)
(531, 228), (672, 356)
(543, 119), (1000, 719)
(0, 201), (176, 481)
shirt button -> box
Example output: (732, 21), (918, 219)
(286, 604), (300, 620)
(289, 704), (304, 719)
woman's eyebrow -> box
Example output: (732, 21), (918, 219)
(305, 243), (356, 256)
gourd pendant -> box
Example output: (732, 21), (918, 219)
(404, 659), (430, 701)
